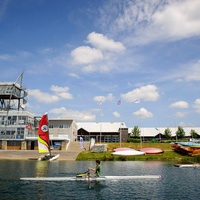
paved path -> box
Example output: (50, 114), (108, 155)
(0, 141), (90, 161)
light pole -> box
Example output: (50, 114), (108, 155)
(155, 128), (161, 142)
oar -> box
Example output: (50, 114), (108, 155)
(87, 170), (91, 189)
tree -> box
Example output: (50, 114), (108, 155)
(164, 128), (172, 139)
(190, 129), (199, 138)
(131, 126), (140, 138)
(176, 126), (185, 139)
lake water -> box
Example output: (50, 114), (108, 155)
(0, 160), (200, 200)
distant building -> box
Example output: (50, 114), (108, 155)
(77, 122), (128, 143)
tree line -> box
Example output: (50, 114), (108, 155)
(130, 126), (199, 140)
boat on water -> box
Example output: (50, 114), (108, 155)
(174, 164), (200, 168)
(111, 149), (145, 156)
(171, 142), (200, 156)
(20, 175), (161, 181)
(138, 148), (164, 154)
(37, 113), (59, 161)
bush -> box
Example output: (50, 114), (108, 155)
(127, 138), (141, 143)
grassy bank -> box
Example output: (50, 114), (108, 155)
(76, 143), (200, 163)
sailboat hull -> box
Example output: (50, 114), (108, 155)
(38, 154), (60, 161)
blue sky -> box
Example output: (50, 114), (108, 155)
(1, 0), (200, 127)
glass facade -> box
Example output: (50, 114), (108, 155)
(0, 111), (34, 140)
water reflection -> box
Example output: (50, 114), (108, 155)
(34, 161), (49, 177)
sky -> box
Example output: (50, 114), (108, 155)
(0, 0), (200, 128)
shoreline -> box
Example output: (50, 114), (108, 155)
(0, 150), (79, 161)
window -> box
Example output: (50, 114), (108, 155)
(18, 116), (26, 124)
(17, 127), (25, 139)
(49, 124), (53, 128)
(59, 124), (64, 128)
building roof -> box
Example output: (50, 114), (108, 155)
(128, 127), (200, 137)
(77, 122), (127, 132)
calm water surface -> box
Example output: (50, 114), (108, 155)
(0, 160), (200, 200)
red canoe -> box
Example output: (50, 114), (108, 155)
(138, 148), (164, 154)
(113, 148), (134, 152)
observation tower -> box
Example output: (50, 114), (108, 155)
(0, 72), (27, 111)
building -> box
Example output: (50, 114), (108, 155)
(0, 77), (75, 150)
(77, 122), (128, 143)
(0, 110), (35, 149)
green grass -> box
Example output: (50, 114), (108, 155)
(76, 142), (200, 163)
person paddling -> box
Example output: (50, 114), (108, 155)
(88, 160), (101, 177)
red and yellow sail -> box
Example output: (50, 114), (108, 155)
(38, 113), (50, 154)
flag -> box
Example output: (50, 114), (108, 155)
(117, 99), (121, 105)
(134, 99), (140, 103)
(26, 125), (32, 130)
(97, 100), (103, 106)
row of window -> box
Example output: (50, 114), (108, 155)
(0, 116), (34, 126)
(49, 124), (70, 129)
(0, 127), (25, 139)
(79, 136), (119, 142)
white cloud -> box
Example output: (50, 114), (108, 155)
(50, 85), (73, 100)
(71, 46), (103, 65)
(185, 60), (200, 81)
(49, 107), (96, 121)
(28, 85), (73, 103)
(28, 89), (60, 103)
(0, 54), (15, 61)
(70, 32), (126, 73)
(81, 64), (113, 73)
(50, 85), (69, 93)
(170, 101), (188, 109)
(193, 99), (200, 113)
(87, 32), (125, 52)
(151, 0), (200, 40)
(121, 85), (159, 102)
(113, 111), (120, 118)
(133, 108), (153, 119)
(68, 73), (80, 79)
(93, 93), (114, 105)
(99, 0), (200, 45)
(175, 112), (187, 118)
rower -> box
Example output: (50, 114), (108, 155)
(88, 160), (101, 177)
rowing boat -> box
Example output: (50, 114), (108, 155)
(174, 164), (200, 168)
(20, 175), (161, 181)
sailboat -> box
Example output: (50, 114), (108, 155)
(37, 113), (60, 161)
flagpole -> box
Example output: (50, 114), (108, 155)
(140, 109), (142, 149)
(97, 98), (103, 143)
(100, 122), (102, 144)
(120, 122), (121, 147)
(117, 99), (122, 147)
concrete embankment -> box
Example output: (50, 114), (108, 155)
(0, 141), (88, 161)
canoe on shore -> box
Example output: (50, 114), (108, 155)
(112, 149), (145, 156)
(138, 148), (164, 154)
(113, 148), (134, 152)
